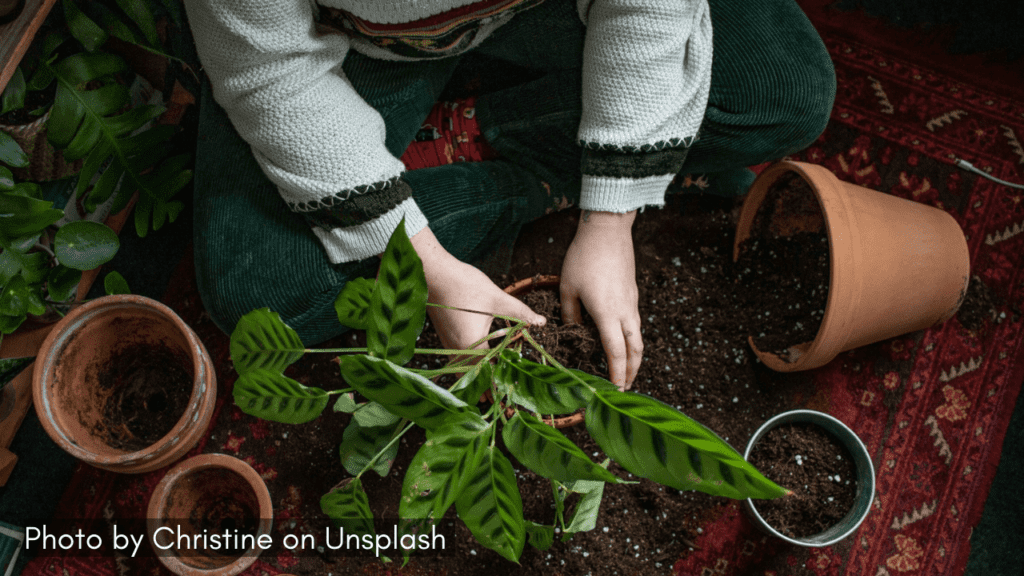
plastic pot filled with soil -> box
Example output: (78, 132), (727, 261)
(147, 453), (273, 576)
(502, 275), (606, 427)
(734, 161), (970, 371)
(743, 409), (875, 547)
(33, 295), (216, 473)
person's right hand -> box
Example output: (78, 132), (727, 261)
(411, 227), (546, 353)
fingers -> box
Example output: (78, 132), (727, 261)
(560, 283), (584, 325)
(623, 319), (644, 389)
(495, 291), (547, 328)
(596, 318), (629, 389)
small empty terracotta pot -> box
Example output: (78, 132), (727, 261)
(147, 454), (273, 576)
(734, 161), (970, 371)
(743, 409), (875, 547)
(503, 275), (585, 428)
(33, 295), (216, 473)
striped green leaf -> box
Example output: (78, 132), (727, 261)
(335, 277), (375, 330)
(456, 446), (525, 563)
(233, 369), (328, 424)
(321, 477), (375, 539)
(585, 390), (789, 500)
(525, 522), (554, 551)
(450, 360), (493, 405)
(339, 420), (400, 477)
(564, 481), (604, 536)
(495, 351), (600, 415)
(400, 419), (488, 533)
(502, 412), (618, 485)
(338, 355), (483, 430)
(366, 219), (427, 365)
(352, 401), (401, 428)
(230, 308), (305, 375)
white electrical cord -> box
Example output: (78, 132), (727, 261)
(955, 158), (1024, 190)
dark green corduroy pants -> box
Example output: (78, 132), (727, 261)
(193, 0), (835, 344)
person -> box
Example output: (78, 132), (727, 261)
(182, 0), (835, 390)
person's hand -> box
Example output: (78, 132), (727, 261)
(411, 227), (545, 353)
(560, 210), (643, 390)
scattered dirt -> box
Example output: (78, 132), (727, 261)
(247, 187), (849, 575)
(514, 286), (603, 376)
(746, 423), (858, 539)
(99, 344), (193, 451)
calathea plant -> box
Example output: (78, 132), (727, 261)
(229, 220), (791, 563)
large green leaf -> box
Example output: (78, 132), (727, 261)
(321, 478), (375, 539)
(502, 411), (618, 485)
(0, 193), (62, 238)
(229, 308), (305, 375)
(455, 446), (525, 563)
(400, 419), (488, 532)
(0, 133), (28, 169)
(113, 0), (160, 46)
(0, 166), (14, 190)
(1, 356), (34, 388)
(103, 270), (130, 295)
(339, 420), (400, 477)
(496, 351), (604, 415)
(366, 220), (427, 365)
(233, 369), (328, 424)
(525, 522), (554, 551)
(352, 401), (401, 428)
(0, 67), (26, 116)
(450, 360), (493, 406)
(563, 482), (604, 536)
(62, 0), (108, 52)
(54, 221), (119, 271)
(334, 276), (374, 330)
(585, 390), (789, 500)
(338, 355), (482, 430)
(0, 276), (45, 317)
(46, 264), (82, 303)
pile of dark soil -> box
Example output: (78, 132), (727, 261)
(100, 344), (193, 451)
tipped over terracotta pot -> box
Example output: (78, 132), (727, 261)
(734, 161), (970, 372)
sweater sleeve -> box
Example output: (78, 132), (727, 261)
(575, 0), (713, 213)
(183, 0), (428, 263)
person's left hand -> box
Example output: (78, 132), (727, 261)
(560, 210), (643, 390)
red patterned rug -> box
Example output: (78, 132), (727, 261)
(22, 29), (1024, 576)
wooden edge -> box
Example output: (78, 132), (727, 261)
(0, 0), (60, 94)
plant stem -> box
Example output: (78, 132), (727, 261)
(426, 302), (535, 325)
(326, 388), (355, 396)
(520, 330), (598, 392)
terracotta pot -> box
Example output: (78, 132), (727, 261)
(32, 295), (216, 473)
(733, 161), (970, 372)
(743, 409), (875, 547)
(502, 275), (584, 428)
(147, 454), (273, 576)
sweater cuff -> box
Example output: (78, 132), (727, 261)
(579, 173), (675, 213)
(311, 197), (429, 264)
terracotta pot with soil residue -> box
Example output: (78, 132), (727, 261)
(147, 454), (273, 576)
(32, 295), (216, 473)
(733, 161), (970, 371)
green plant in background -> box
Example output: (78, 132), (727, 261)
(229, 221), (791, 563)
(0, 165), (129, 343)
(1, 0), (189, 343)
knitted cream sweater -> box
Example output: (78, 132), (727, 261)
(183, 0), (712, 263)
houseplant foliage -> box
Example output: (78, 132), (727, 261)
(230, 220), (790, 563)
(0, 165), (127, 343)
(1, 0), (193, 238)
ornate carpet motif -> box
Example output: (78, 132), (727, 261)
(21, 30), (1024, 576)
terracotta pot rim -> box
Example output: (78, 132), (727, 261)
(32, 294), (215, 470)
(742, 409), (876, 548)
(146, 453), (273, 576)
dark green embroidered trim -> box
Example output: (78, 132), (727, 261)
(578, 135), (696, 153)
(299, 177), (412, 230)
(581, 146), (690, 179)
